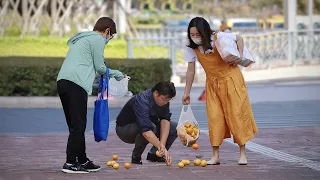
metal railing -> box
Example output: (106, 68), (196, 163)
(126, 30), (320, 76)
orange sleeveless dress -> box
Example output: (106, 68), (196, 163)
(194, 34), (258, 146)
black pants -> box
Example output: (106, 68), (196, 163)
(116, 121), (178, 159)
(57, 79), (88, 164)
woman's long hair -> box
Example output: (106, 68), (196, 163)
(187, 17), (214, 52)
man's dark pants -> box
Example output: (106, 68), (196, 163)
(116, 121), (178, 159)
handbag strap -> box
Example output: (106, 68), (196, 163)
(97, 75), (104, 97)
(98, 68), (109, 100)
(180, 105), (191, 114)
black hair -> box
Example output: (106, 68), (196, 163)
(187, 17), (214, 52)
(152, 81), (176, 99)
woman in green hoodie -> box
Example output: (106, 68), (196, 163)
(57, 17), (124, 174)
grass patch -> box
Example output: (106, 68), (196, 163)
(0, 36), (185, 64)
(0, 36), (128, 58)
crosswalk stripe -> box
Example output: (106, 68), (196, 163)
(200, 130), (320, 171)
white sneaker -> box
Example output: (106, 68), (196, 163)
(207, 158), (220, 165)
(238, 158), (248, 165)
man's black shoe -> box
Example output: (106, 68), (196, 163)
(62, 163), (89, 174)
(147, 152), (165, 163)
(81, 159), (101, 172)
(131, 157), (142, 164)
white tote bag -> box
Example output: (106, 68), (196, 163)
(176, 105), (200, 147)
(108, 76), (131, 98)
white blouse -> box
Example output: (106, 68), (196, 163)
(183, 32), (237, 62)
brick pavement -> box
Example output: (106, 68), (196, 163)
(250, 127), (320, 162)
(1, 127), (320, 180)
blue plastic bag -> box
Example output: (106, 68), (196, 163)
(93, 69), (110, 142)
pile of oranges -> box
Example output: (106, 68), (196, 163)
(106, 155), (131, 170)
(107, 147), (205, 170)
(177, 159), (207, 168)
(107, 121), (203, 170)
(184, 122), (199, 139)
(177, 121), (199, 146)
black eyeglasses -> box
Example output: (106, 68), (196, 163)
(109, 33), (116, 40)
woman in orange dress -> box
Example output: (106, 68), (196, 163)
(182, 17), (258, 165)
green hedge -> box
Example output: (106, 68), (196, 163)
(0, 57), (172, 96)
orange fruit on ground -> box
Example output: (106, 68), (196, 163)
(124, 162), (131, 169)
(200, 160), (207, 167)
(112, 155), (118, 160)
(106, 161), (113, 166)
(192, 143), (199, 150)
(185, 160), (191, 165)
(166, 161), (172, 166)
(194, 159), (201, 166)
(181, 160), (187, 165)
(178, 162), (185, 168)
(113, 163), (120, 170)
(111, 161), (116, 166)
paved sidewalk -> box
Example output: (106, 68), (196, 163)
(0, 127), (319, 180)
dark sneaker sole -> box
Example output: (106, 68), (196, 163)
(62, 169), (89, 174)
(131, 161), (143, 165)
(87, 167), (101, 172)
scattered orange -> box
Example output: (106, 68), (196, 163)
(185, 160), (191, 165)
(113, 163), (120, 170)
(194, 159), (201, 166)
(200, 160), (207, 167)
(192, 143), (199, 150)
(111, 161), (116, 166)
(106, 161), (113, 166)
(124, 162), (131, 169)
(178, 162), (185, 168)
(112, 155), (118, 161)
(181, 160), (187, 165)
(166, 161), (172, 166)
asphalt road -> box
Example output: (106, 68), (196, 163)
(1, 83), (320, 134)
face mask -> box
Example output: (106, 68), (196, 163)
(104, 30), (113, 44)
(104, 37), (109, 45)
(191, 37), (202, 45)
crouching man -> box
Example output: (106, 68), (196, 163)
(115, 81), (178, 165)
